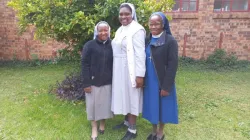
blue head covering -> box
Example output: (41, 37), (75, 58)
(150, 12), (172, 35)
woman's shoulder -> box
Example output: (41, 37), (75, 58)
(114, 27), (122, 37)
(131, 22), (146, 37)
(85, 39), (95, 45)
(83, 40), (96, 49)
(165, 34), (177, 44)
(134, 22), (145, 30)
(164, 35), (178, 49)
(116, 26), (122, 32)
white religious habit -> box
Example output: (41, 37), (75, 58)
(111, 20), (146, 116)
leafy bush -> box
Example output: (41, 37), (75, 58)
(54, 72), (85, 101)
(8, 0), (175, 61)
(206, 49), (238, 69)
(178, 49), (250, 71)
(179, 56), (201, 65)
(57, 47), (81, 62)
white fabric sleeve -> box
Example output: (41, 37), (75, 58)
(132, 29), (146, 77)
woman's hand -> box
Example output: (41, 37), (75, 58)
(84, 87), (92, 93)
(160, 90), (169, 97)
(136, 77), (144, 88)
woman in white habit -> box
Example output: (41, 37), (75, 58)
(111, 3), (146, 140)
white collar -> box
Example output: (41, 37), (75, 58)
(152, 31), (163, 38)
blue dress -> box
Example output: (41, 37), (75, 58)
(142, 37), (178, 124)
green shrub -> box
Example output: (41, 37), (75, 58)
(178, 49), (250, 71)
(179, 56), (199, 65)
(8, 0), (175, 61)
(206, 49), (238, 69)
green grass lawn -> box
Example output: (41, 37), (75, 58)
(0, 64), (250, 140)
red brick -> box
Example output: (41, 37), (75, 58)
(0, 0), (66, 60)
(168, 0), (250, 60)
(1, 0), (250, 61)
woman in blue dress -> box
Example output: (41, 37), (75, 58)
(142, 12), (179, 140)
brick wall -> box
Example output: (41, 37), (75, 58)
(0, 0), (66, 60)
(1, 0), (250, 60)
(169, 0), (250, 60)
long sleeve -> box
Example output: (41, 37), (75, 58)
(132, 29), (146, 77)
(161, 40), (178, 92)
(81, 43), (92, 88)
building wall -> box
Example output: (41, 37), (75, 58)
(1, 0), (250, 60)
(169, 0), (250, 60)
(0, 0), (66, 60)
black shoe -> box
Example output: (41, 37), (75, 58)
(98, 129), (105, 135)
(112, 122), (127, 130)
(121, 131), (137, 140)
(147, 133), (156, 140)
(155, 135), (165, 140)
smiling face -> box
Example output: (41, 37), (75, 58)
(97, 23), (109, 41)
(149, 15), (164, 36)
(119, 7), (133, 26)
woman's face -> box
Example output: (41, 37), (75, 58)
(97, 24), (109, 41)
(149, 15), (164, 36)
(119, 7), (133, 26)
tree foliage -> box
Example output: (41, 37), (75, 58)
(8, 0), (174, 60)
(8, 0), (97, 45)
(8, 0), (174, 43)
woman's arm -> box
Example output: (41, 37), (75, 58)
(133, 29), (146, 78)
(81, 42), (92, 89)
(161, 39), (178, 92)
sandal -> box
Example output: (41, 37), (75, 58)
(147, 133), (156, 140)
(98, 129), (105, 135)
(155, 135), (165, 140)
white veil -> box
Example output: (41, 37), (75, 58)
(120, 3), (138, 22)
(93, 21), (111, 39)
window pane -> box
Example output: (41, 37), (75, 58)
(173, 1), (180, 12)
(182, 2), (189, 11)
(221, 1), (230, 11)
(232, 0), (248, 11)
(189, 1), (197, 11)
(214, 0), (222, 11)
(173, 0), (197, 12)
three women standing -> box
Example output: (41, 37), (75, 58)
(142, 12), (179, 140)
(111, 3), (146, 140)
(82, 21), (113, 140)
(82, 5), (179, 140)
